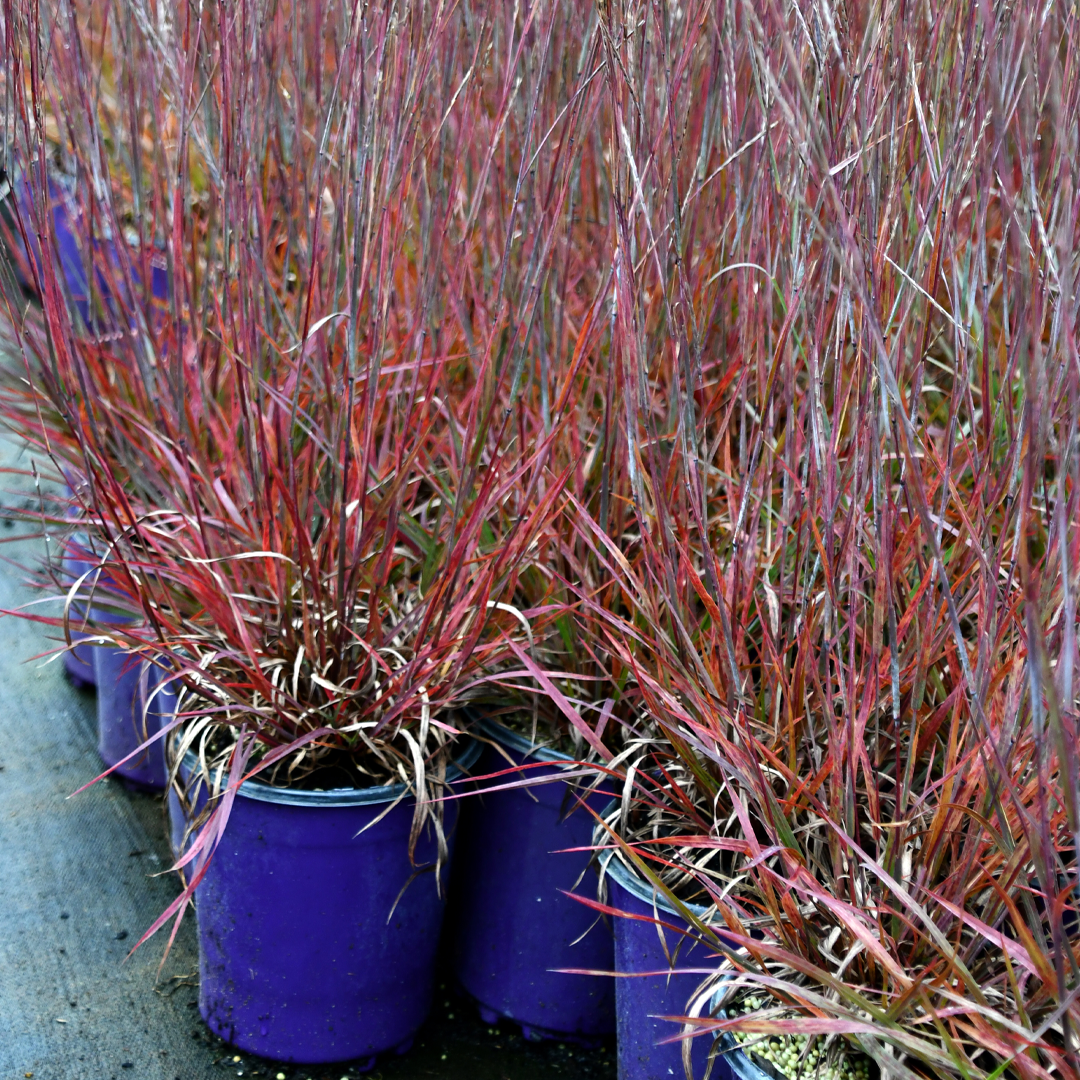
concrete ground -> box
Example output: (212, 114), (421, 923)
(0, 432), (616, 1080)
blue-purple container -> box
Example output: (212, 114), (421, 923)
(175, 740), (480, 1065)
(607, 854), (762, 1080)
(8, 172), (169, 332)
(94, 650), (171, 790)
(58, 540), (166, 787)
(451, 716), (615, 1041)
(60, 541), (98, 689)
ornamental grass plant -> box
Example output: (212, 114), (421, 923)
(0, 0), (1078, 1077)
(0, 0), (615, 937)
(566, 0), (1080, 1078)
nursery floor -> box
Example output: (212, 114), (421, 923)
(0, 433), (616, 1080)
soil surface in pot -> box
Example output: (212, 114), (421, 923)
(186, 714), (455, 793)
(482, 704), (621, 762)
(0, 433), (615, 1080)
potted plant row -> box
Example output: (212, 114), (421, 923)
(0, 0), (629, 1066)
(2, 0), (1078, 1078)
(1, 168), (175, 789)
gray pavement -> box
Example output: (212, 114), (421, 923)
(0, 433), (615, 1080)
(0, 437), (216, 1080)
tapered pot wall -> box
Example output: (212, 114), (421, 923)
(609, 858), (756, 1080)
(61, 546), (97, 688)
(94, 650), (169, 789)
(12, 172), (169, 328)
(194, 743), (478, 1065)
(167, 755), (198, 862)
(450, 719), (615, 1039)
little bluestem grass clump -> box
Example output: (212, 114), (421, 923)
(564, 0), (1080, 1076)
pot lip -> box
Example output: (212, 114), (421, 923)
(476, 712), (577, 765)
(65, 530), (102, 562)
(62, 532), (142, 625)
(602, 843), (712, 920)
(61, 531), (98, 573)
(709, 1002), (774, 1080)
(178, 735), (482, 808)
(600, 816), (774, 1080)
(598, 796), (712, 919)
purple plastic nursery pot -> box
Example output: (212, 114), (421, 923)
(192, 740), (481, 1065)
(61, 543), (97, 689)
(166, 748), (197, 863)
(607, 853), (760, 1080)
(9, 172), (169, 332)
(167, 729), (216, 865)
(94, 649), (170, 790)
(450, 715), (616, 1041)
(58, 533), (164, 786)
(65, 530), (159, 788)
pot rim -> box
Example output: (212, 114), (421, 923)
(62, 532), (142, 625)
(598, 796), (718, 920)
(178, 735), (482, 808)
(601, 839), (712, 921)
(708, 992), (774, 1080)
(477, 712), (581, 765)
